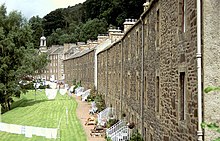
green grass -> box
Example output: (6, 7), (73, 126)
(0, 90), (87, 141)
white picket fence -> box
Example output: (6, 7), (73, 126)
(0, 122), (58, 139)
(110, 126), (130, 141)
(106, 120), (126, 137)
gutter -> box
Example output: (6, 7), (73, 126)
(196, 0), (203, 140)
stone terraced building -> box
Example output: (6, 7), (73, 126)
(42, 0), (220, 140)
(96, 0), (220, 141)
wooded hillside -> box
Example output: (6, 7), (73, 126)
(29, 0), (145, 47)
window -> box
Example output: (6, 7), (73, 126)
(136, 31), (139, 57)
(156, 9), (160, 47)
(136, 75), (139, 100)
(144, 127), (147, 141)
(144, 75), (147, 106)
(179, 0), (187, 32)
(128, 36), (131, 60)
(182, 0), (186, 32)
(128, 74), (131, 98)
(156, 76), (160, 113)
(179, 72), (186, 120)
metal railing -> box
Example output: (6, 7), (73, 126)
(110, 126), (130, 141)
(106, 120), (126, 137)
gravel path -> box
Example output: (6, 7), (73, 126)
(74, 95), (106, 141)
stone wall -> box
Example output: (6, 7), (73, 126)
(203, 0), (220, 140)
(64, 49), (95, 90)
(97, 0), (199, 140)
(62, 0), (219, 140)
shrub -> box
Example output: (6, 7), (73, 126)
(20, 82), (34, 90)
(87, 85), (96, 102)
(72, 79), (76, 85)
(72, 81), (82, 93)
(106, 119), (118, 128)
(95, 95), (106, 112)
(129, 130), (144, 141)
(105, 136), (112, 141)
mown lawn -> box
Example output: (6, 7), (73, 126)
(0, 90), (87, 141)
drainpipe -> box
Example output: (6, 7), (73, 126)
(94, 49), (97, 90)
(120, 41), (123, 119)
(106, 50), (108, 106)
(196, 0), (203, 141)
(140, 17), (145, 138)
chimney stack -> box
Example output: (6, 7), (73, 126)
(143, 1), (150, 11)
(123, 19), (137, 33)
(97, 34), (109, 44)
(108, 27), (124, 42)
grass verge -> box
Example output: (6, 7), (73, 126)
(0, 90), (87, 141)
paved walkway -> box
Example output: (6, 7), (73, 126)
(73, 95), (105, 141)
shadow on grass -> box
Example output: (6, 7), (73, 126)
(11, 98), (49, 109)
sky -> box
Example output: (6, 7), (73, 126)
(0, 0), (86, 19)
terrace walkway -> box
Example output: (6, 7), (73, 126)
(74, 94), (105, 141)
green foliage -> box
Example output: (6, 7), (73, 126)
(72, 81), (82, 93)
(202, 122), (220, 141)
(202, 122), (220, 133)
(129, 130), (144, 141)
(203, 86), (220, 140)
(87, 85), (96, 102)
(0, 4), (49, 111)
(20, 82), (35, 90)
(42, 8), (66, 36)
(212, 137), (220, 141)
(84, 0), (145, 27)
(106, 119), (118, 128)
(81, 18), (108, 41)
(39, 0), (145, 45)
(204, 86), (220, 93)
(105, 136), (112, 141)
(72, 79), (76, 85)
(94, 94), (106, 112)
(28, 16), (43, 48)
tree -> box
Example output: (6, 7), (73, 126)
(43, 8), (66, 36)
(40, 0), (145, 45)
(80, 18), (108, 41)
(0, 5), (48, 111)
(29, 16), (43, 48)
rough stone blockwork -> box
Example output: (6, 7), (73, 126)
(64, 49), (95, 90)
(97, 0), (198, 140)
(64, 0), (220, 140)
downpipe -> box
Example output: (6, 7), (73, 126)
(196, 0), (203, 140)
(140, 17), (145, 139)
